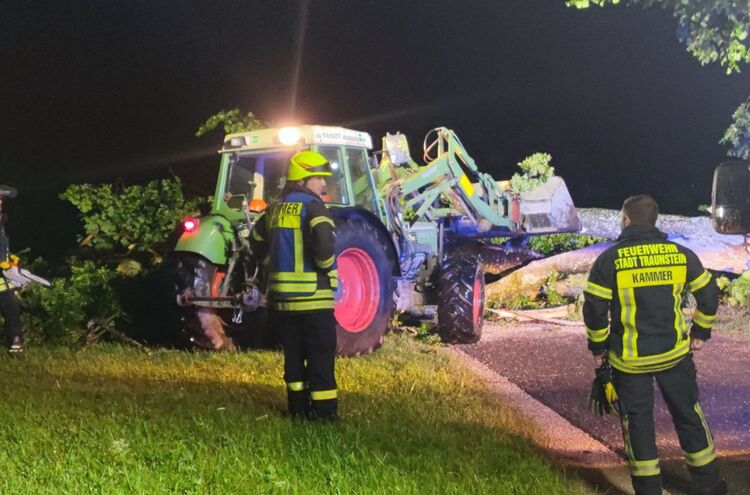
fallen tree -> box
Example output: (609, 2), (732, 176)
(487, 208), (749, 303)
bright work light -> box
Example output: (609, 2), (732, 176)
(278, 127), (301, 146)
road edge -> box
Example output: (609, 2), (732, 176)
(444, 346), (636, 494)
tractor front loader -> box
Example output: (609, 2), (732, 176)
(171, 125), (579, 355)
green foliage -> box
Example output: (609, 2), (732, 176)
(721, 96), (750, 159)
(25, 177), (208, 345)
(509, 153), (554, 193)
(716, 271), (750, 307)
(697, 203), (711, 213)
(528, 233), (606, 255)
(60, 178), (204, 264)
(392, 312), (442, 345)
(195, 108), (266, 137)
(20, 260), (121, 345)
(566, 1), (750, 73)
(489, 236), (509, 245)
(500, 270), (570, 309)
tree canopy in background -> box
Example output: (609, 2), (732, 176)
(566, 0), (750, 159)
(61, 178), (203, 267)
(195, 108), (266, 137)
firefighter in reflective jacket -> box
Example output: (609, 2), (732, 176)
(249, 151), (339, 421)
(584, 195), (726, 495)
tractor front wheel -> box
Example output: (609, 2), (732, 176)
(334, 215), (396, 356)
(437, 247), (485, 344)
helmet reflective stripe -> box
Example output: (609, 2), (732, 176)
(287, 151), (332, 181)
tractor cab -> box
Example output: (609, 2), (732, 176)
(214, 125), (377, 218)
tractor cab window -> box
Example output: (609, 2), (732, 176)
(346, 148), (375, 211)
(226, 152), (291, 209)
(316, 146), (349, 205)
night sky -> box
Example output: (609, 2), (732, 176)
(2, 1), (749, 259)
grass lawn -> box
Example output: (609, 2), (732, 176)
(0, 333), (595, 494)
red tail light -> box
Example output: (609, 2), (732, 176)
(183, 217), (198, 232)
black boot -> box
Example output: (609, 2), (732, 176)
(309, 399), (338, 422)
(7, 336), (23, 356)
(287, 389), (310, 420)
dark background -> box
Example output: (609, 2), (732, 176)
(2, 0), (748, 260)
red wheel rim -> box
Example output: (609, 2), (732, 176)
(335, 247), (380, 333)
(472, 272), (482, 326)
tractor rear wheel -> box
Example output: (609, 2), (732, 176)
(334, 215), (396, 356)
(437, 247), (485, 344)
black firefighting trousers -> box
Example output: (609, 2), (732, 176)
(613, 354), (721, 495)
(274, 310), (337, 420)
(0, 290), (22, 344)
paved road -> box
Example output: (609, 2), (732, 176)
(461, 323), (750, 494)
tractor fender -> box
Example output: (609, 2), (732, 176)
(174, 214), (234, 266)
(331, 207), (401, 277)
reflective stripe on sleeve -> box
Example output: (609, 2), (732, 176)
(586, 326), (609, 343)
(309, 216), (335, 230)
(315, 255), (335, 269)
(691, 309), (717, 329)
(688, 270), (712, 292)
(584, 281), (613, 300)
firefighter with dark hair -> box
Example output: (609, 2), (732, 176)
(0, 186), (24, 355)
(249, 151), (339, 421)
(583, 194), (726, 495)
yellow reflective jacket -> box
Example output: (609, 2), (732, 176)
(583, 224), (719, 374)
(249, 183), (337, 312)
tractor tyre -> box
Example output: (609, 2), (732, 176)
(334, 215), (396, 356)
(437, 248), (485, 344)
(172, 255), (236, 351)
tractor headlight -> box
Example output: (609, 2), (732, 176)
(278, 127), (301, 146)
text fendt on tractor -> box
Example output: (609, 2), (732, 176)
(172, 125), (581, 356)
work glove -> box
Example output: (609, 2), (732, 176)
(0, 254), (18, 270)
(588, 358), (620, 417)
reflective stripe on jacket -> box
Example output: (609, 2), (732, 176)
(249, 183), (337, 312)
(583, 224), (719, 374)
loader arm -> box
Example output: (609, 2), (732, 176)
(379, 127), (579, 237)
(396, 128), (510, 229)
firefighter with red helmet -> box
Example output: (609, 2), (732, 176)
(249, 151), (339, 421)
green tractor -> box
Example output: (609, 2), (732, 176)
(172, 125), (580, 356)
